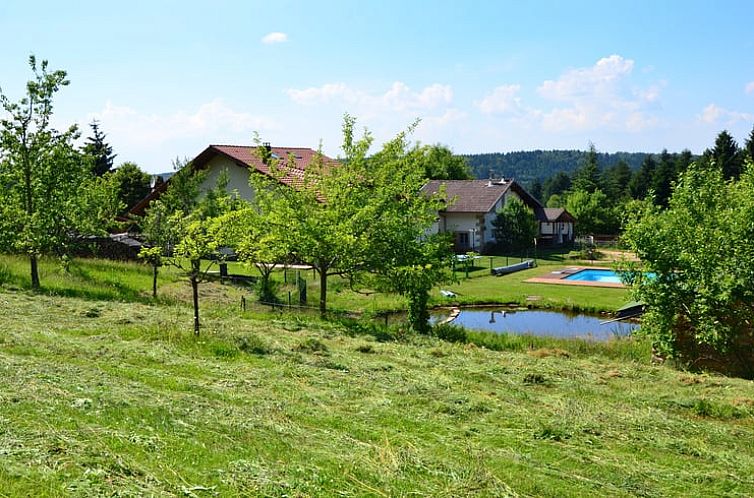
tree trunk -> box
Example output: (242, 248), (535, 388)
(152, 264), (158, 298)
(318, 266), (327, 317)
(30, 254), (40, 290)
(191, 260), (200, 336)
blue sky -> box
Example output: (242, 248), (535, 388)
(1, 0), (753, 172)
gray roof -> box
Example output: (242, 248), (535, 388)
(421, 179), (514, 213)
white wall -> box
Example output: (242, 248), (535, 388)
(199, 156), (255, 201)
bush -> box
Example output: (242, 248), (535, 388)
(432, 322), (468, 343)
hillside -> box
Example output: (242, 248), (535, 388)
(1, 258), (753, 496)
(464, 150), (650, 183)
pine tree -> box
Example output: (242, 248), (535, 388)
(571, 143), (601, 193)
(709, 130), (743, 180)
(82, 120), (116, 176)
(652, 149), (676, 208)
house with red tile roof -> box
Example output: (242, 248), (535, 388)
(420, 179), (574, 252)
(129, 144), (337, 217)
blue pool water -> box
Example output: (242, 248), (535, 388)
(565, 269), (624, 284)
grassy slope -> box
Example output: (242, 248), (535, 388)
(1, 257), (753, 496)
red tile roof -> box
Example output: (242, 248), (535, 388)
(128, 145), (337, 216)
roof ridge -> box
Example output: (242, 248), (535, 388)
(211, 144), (315, 150)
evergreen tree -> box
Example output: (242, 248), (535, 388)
(601, 160), (632, 202)
(82, 120), (116, 176)
(675, 149), (694, 175)
(745, 125), (754, 163)
(652, 149), (676, 208)
(528, 179), (543, 202)
(629, 155), (656, 200)
(542, 171), (571, 201)
(709, 130), (743, 180)
(492, 197), (538, 254)
(570, 143), (601, 193)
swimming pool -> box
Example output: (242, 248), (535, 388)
(564, 269), (624, 284)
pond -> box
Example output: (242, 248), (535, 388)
(432, 308), (638, 341)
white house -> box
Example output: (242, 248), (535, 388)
(420, 178), (574, 252)
(129, 144), (338, 216)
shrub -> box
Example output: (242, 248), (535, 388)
(432, 323), (468, 343)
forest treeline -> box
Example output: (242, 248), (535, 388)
(463, 150), (649, 184)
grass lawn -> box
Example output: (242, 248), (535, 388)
(0, 255), (753, 496)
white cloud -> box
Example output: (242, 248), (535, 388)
(746, 81), (754, 94)
(475, 84), (524, 114)
(287, 81), (453, 112)
(261, 32), (288, 44)
(476, 55), (662, 134)
(698, 103), (753, 125)
(538, 55), (634, 101)
(88, 99), (276, 148)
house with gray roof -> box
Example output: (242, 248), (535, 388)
(421, 179), (574, 252)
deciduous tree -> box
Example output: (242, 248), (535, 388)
(0, 56), (119, 289)
(622, 159), (754, 378)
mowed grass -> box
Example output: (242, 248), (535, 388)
(1, 258), (754, 496)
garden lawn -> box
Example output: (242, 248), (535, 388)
(1, 287), (753, 496)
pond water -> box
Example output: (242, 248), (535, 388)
(432, 308), (638, 341)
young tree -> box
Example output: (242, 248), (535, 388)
(251, 116), (450, 322)
(0, 56), (119, 289)
(622, 159), (754, 378)
(82, 120), (116, 176)
(140, 170), (234, 334)
(139, 159), (205, 299)
(217, 206), (291, 303)
(492, 197), (538, 254)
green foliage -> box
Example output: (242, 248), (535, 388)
(464, 150), (648, 184)
(139, 162), (235, 333)
(432, 322), (468, 343)
(492, 197), (538, 253)
(622, 160), (754, 378)
(110, 162), (151, 211)
(81, 120), (116, 176)
(565, 189), (619, 236)
(542, 171), (571, 202)
(0, 56), (121, 289)
(251, 115), (451, 321)
(417, 144), (472, 180)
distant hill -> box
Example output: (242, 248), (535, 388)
(463, 150), (650, 184)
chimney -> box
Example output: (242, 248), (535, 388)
(263, 142), (272, 153)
